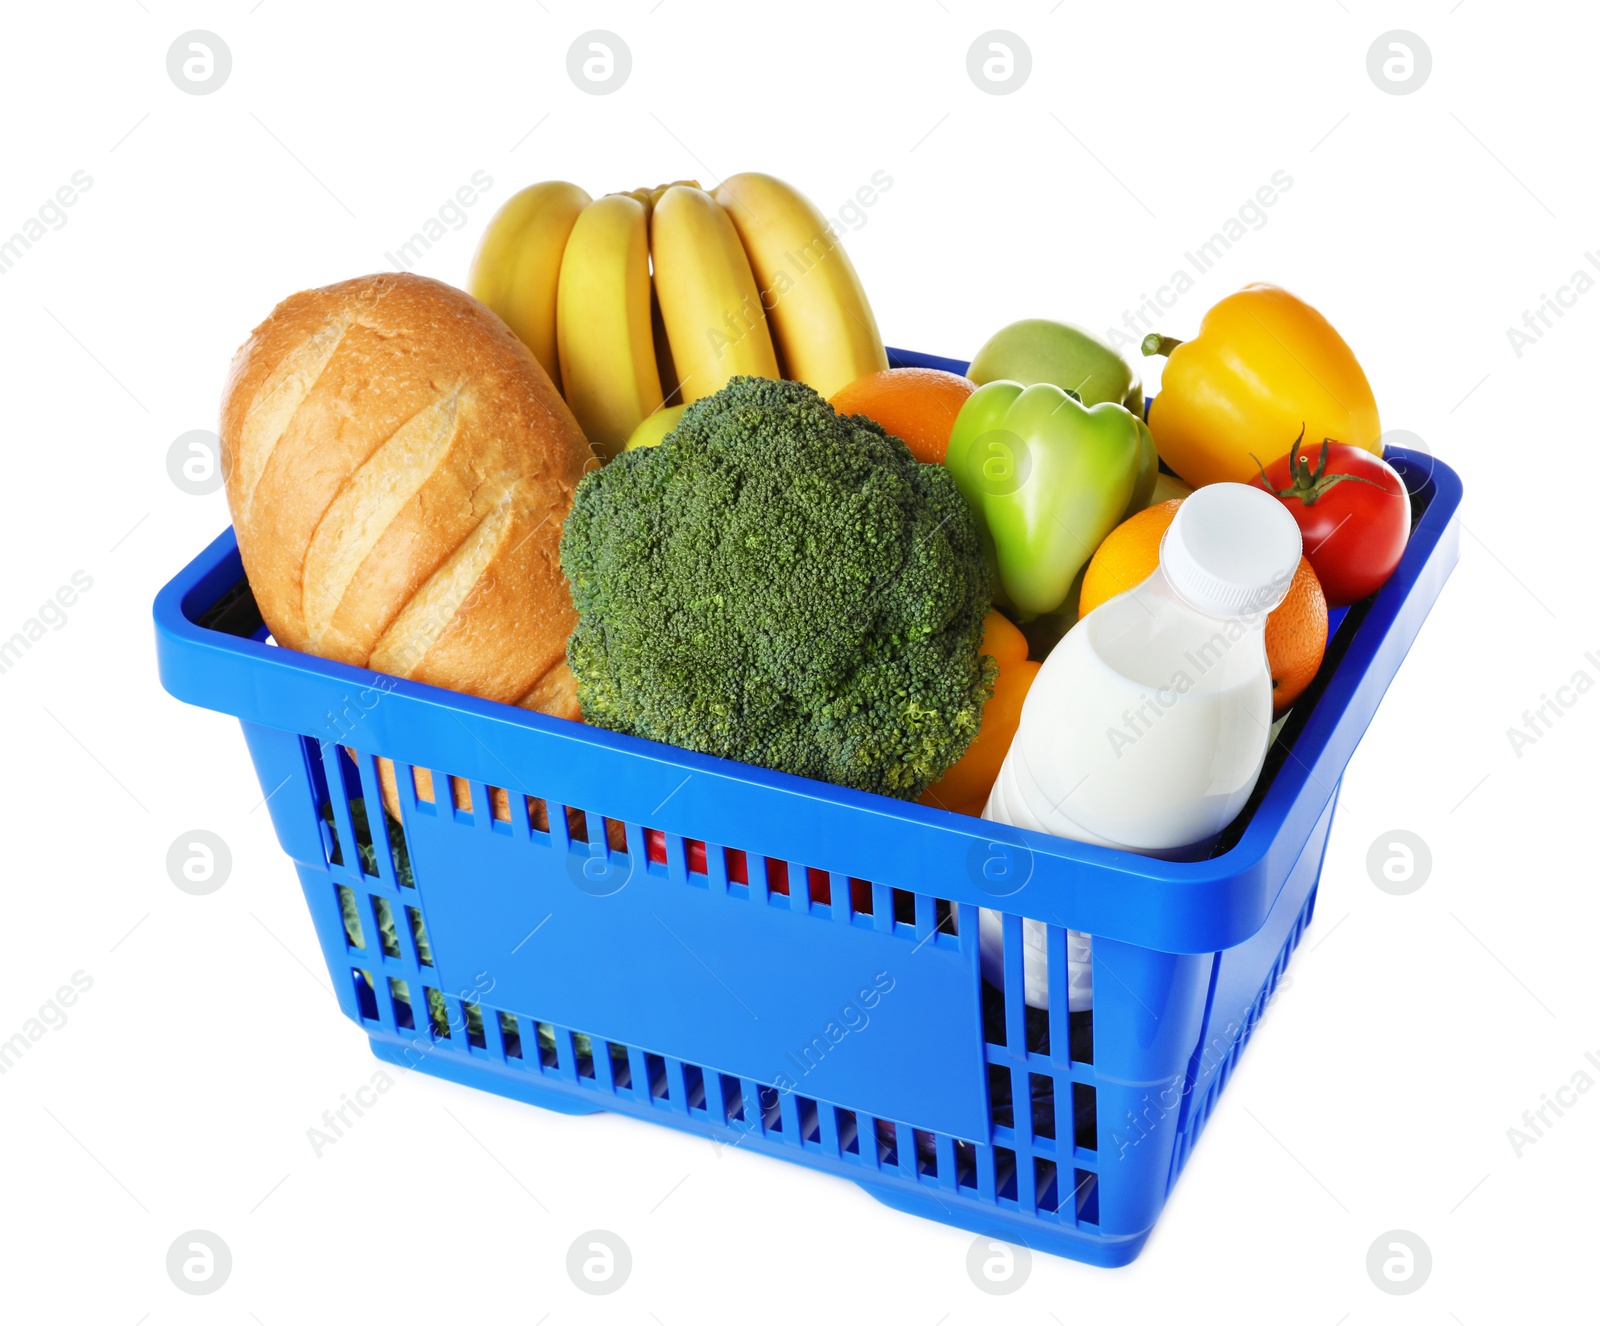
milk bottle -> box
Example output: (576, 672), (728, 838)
(980, 483), (1304, 1010)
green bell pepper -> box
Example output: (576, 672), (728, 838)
(944, 380), (1156, 619)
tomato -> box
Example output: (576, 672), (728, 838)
(1253, 432), (1409, 608)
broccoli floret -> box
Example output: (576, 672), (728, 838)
(561, 376), (996, 800)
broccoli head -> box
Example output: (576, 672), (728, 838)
(560, 376), (996, 800)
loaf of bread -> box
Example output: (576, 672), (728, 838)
(220, 272), (595, 717)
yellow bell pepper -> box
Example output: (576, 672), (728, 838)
(1141, 283), (1381, 489)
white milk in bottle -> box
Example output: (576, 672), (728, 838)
(980, 483), (1304, 1011)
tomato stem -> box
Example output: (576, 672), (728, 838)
(1251, 428), (1391, 506)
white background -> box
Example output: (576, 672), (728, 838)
(1, 0), (1594, 1319)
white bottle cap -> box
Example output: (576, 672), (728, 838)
(1159, 482), (1303, 618)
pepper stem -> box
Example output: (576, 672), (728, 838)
(1141, 334), (1184, 358)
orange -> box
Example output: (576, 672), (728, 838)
(1079, 499), (1328, 715)
(829, 366), (976, 465)
(1264, 557), (1327, 712)
(978, 606), (1028, 667)
(922, 658), (1040, 817)
(920, 610), (1036, 816)
(1079, 499), (1183, 619)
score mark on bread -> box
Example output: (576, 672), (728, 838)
(230, 312), (354, 525)
(302, 385), (464, 651)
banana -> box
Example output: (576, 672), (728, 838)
(468, 180), (591, 393)
(556, 192), (663, 458)
(712, 172), (887, 400)
(645, 181), (697, 404)
(651, 281), (681, 405)
(650, 184), (779, 403)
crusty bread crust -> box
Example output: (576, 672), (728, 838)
(220, 272), (595, 720)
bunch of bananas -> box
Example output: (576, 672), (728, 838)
(468, 174), (888, 458)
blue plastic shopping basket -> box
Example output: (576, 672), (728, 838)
(153, 348), (1462, 1266)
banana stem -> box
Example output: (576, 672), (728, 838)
(1141, 334), (1184, 358)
